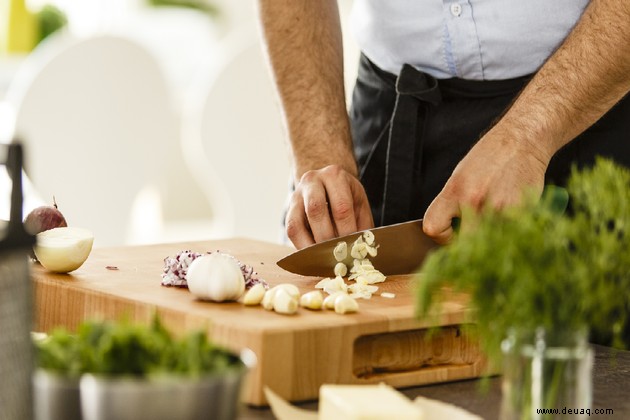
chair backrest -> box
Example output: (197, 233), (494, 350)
(6, 33), (178, 247)
(182, 29), (291, 244)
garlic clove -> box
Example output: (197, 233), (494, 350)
(334, 294), (359, 314)
(242, 283), (266, 306)
(300, 290), (323, 310)
(275, 283), (300, 300)
(262, 287), (278, 310)
(323, 291), (346, 310)
(273, 288), (299, 315)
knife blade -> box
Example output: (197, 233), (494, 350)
(276, 219), (438, 276)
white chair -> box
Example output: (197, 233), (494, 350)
(181, 28), (292, 244)
(5, 32), (183, 247)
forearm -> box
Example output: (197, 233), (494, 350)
(257, 0), (356, 182)
(493, 0), (630, 164)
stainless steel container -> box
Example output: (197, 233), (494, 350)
(80, 349), (255, 420)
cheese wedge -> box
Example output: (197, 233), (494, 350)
(319, 383), (423, 420)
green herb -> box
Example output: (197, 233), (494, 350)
(35, 315), (241, 378)
(416, 158), (630, 363)
(147, 0), (220, 18)
(36, 5), (67, 44)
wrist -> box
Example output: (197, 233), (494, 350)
(489, 118), (557, 167)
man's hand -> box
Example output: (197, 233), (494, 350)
(423, 127), (548, 244)
(286, 165), (374, 249)
(424, 0), (630, 244)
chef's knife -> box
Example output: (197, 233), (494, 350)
(276, 219), (438, 276)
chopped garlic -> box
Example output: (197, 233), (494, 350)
(315, 275), (348, 295)
(362, 230), (375, 246)
(333, 241), (348, 262)
(381, 292), (396, 299)
(350, 236), (368, 260)
(348, 280), (379, 299)
(349, 259), (386, 284)
(334, 262), (348, 277)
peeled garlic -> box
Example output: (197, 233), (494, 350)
(333, 241), (348, 262)
(323, 291), (346, 310)
(334, 294), (359, 314)
(273, 287), (299, 315)
(187, 253), (245, 302)
(275, 283), (300, 300)
(243, 283), (266, 306)
(262, 287), (278, 310)
(315, 276), (348, 295)
(300, 291), (323, 310)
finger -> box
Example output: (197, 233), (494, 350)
(352, 181), (374, 231)
(423, 193), (461, 245)
(285, 193), (314, 249)
(302, 181), (336, 243)
(323, 178), (358, 237)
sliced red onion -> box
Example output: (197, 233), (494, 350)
(239, 263), (269, 290)
(161, 250), (202, 287)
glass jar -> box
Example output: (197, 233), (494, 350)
(500, 327), (593, 420)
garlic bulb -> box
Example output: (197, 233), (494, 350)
(186, 253), (245, 302)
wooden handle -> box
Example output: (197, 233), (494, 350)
(353, 324), (482, 379)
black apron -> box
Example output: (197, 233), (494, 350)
(350, 54), (630, 227)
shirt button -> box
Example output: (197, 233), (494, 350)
(450, 3), (462, 17)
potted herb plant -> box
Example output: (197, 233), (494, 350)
(34, 316), (253, 420)
(416, 158), (630, 420)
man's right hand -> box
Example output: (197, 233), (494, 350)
(285, 164), (374, 249)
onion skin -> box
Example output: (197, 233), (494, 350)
(24, 204), (67, 235)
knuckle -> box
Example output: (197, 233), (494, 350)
(466, 192), (485, 209)
(285, 218), (302, 240)
(305, 199), (328, 219)
(322, 164), (343, 178)
(300, 170), (318, 184)
(422, 218), (439, 237)
(330, 200), (353, 221)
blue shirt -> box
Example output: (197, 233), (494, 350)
(350, 0), (590, 80)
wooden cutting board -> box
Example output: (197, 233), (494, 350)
(32, 238), (486, 406)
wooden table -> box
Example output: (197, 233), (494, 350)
(32, 238), (486, 406)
